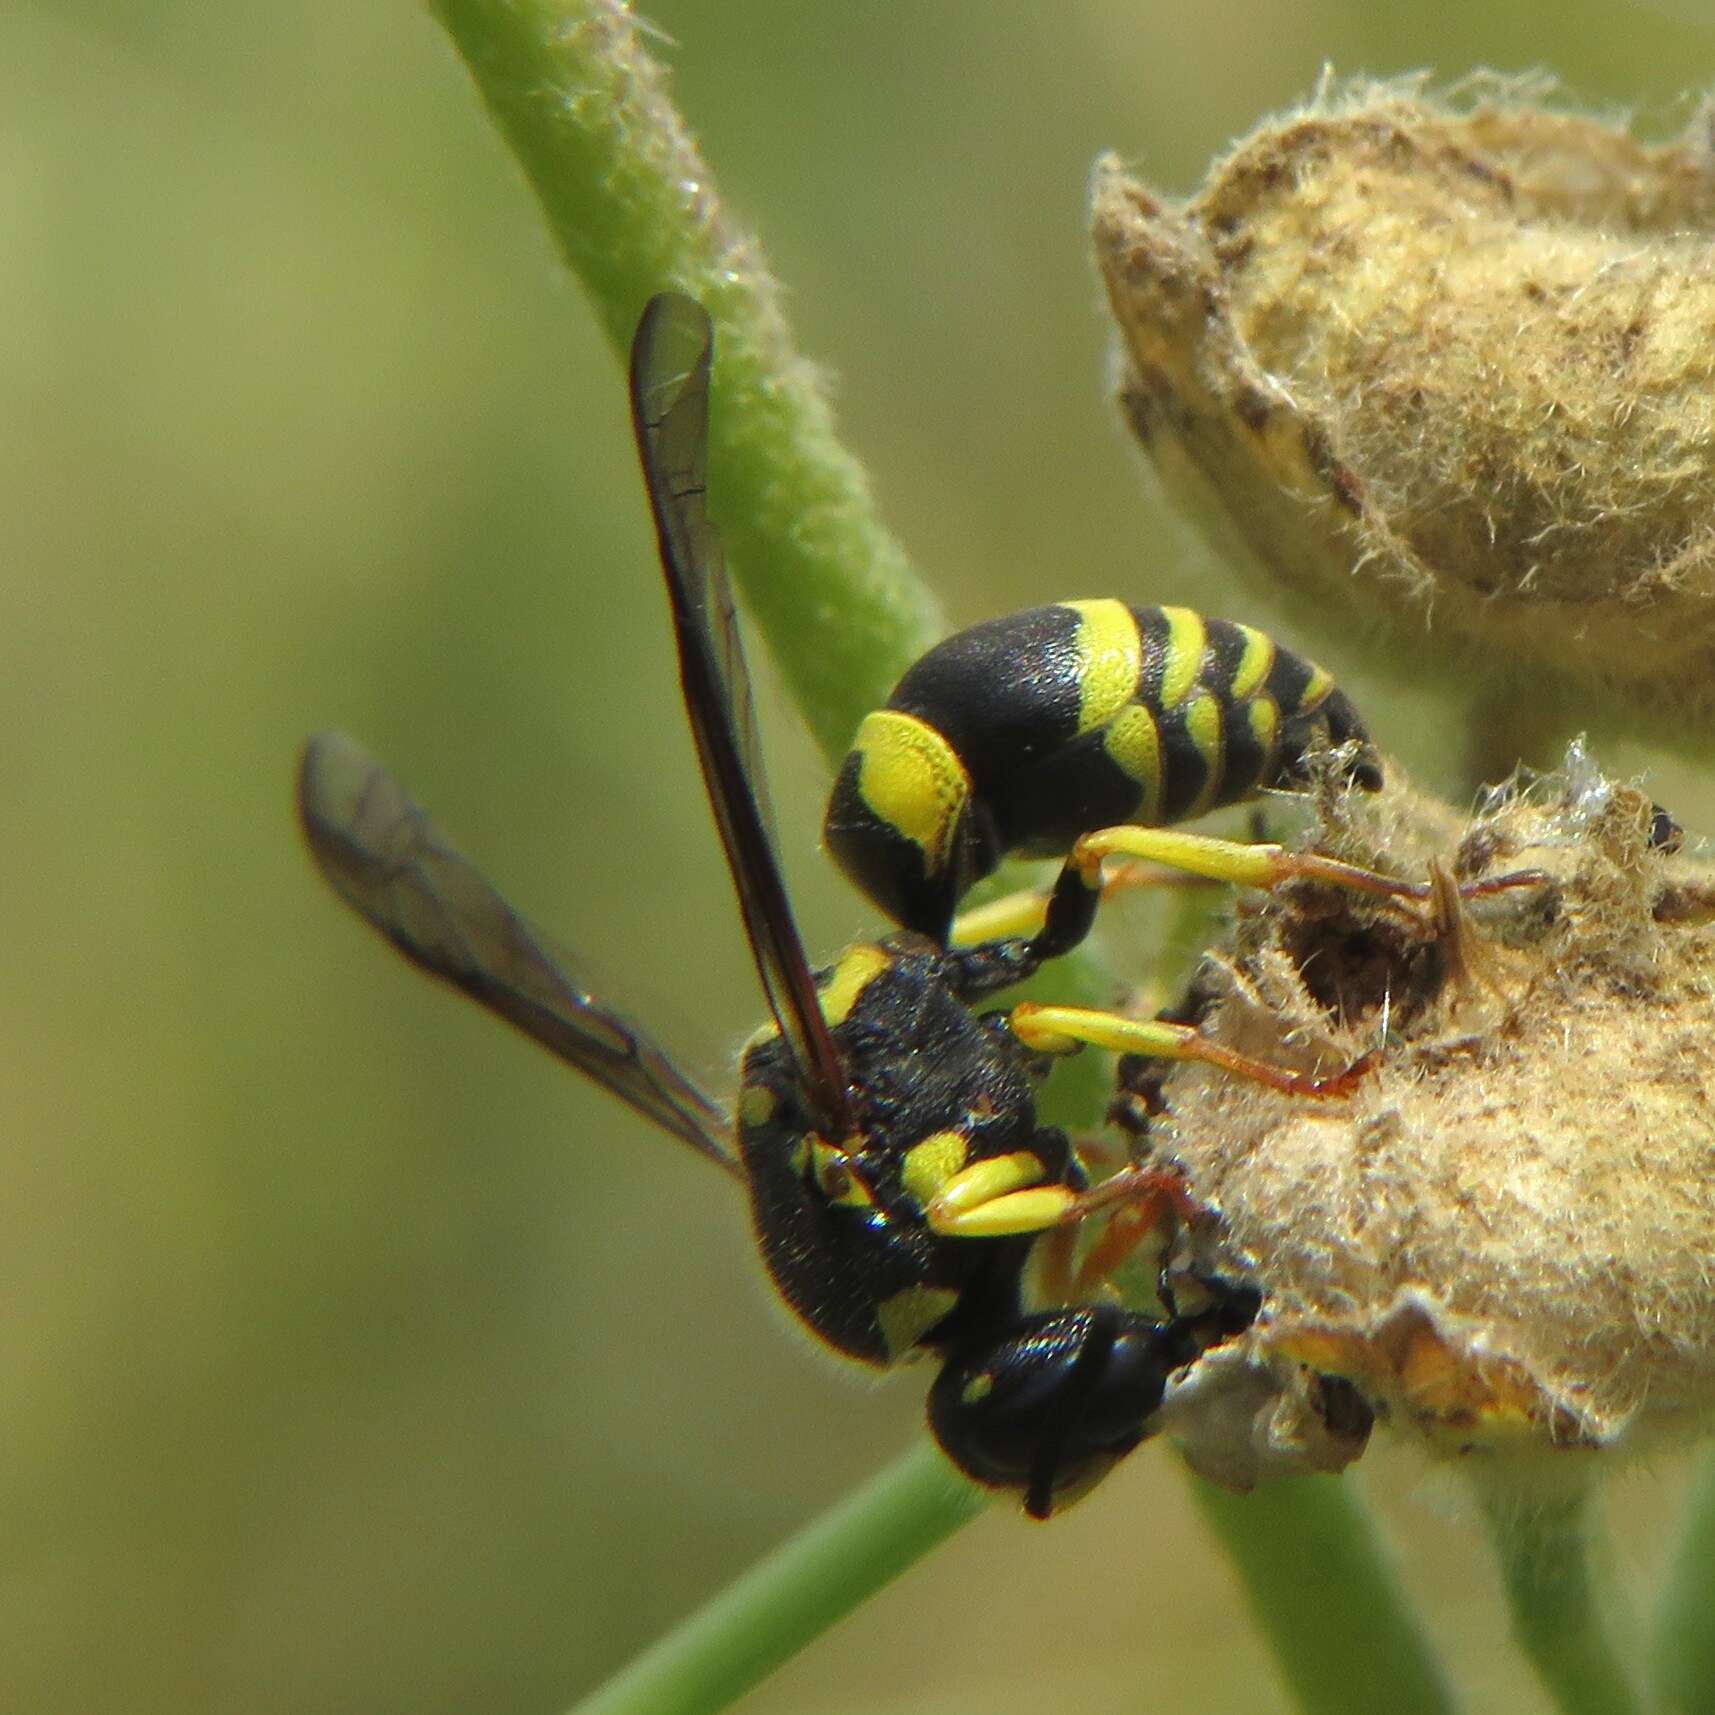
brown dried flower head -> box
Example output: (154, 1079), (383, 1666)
(1149, 746), (1715, 1491)
(1093, 77), (1715, 736)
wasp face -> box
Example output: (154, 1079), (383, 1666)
(928, 1305), (1198, 1518)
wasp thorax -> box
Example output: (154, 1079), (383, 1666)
(1093, 78), (1715, 738)
(1145, 748), (1715, 1486)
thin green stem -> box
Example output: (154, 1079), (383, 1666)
(1477, 1478), (1648, 1715)
(426, 0), (939, 759)
(1649, 1446), (1715, 1714)
(1192, 1474), (1457, 1715)
(569, 1442), (987, 1715)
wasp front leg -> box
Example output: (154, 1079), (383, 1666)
(923, 1140), (1196, 1242)
(925, 1146), (1201, 1334)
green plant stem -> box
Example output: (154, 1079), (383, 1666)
(427, 0), (939, 759)
(1477, 1479), (1647, 1715)
(1192, 1475), (1457, 1715)
(1649, 1446), (1715, 1714)
(569, 1442), (987, 1715)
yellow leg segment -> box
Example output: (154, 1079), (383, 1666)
(1068, 825), (1543, 904)
(926, 1149), (1204, 1241)
(949, 860), (1200, 946)
(928, 1148), (1101, 1238)
(926, 1150), (1053, 1236)
(997, 822), (1547, 966)
(1011, 1002), (1375, 1097)
(947, 889), (1053, 946)
(932, 1183), (1088, 1238)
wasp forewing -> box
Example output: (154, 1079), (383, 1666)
(630, 293), (855, 1141)
(297, 731), (738, 1176)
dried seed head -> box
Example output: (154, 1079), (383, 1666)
(1093, 77), (1715, 737)
(1148, 747), (1715, 1488)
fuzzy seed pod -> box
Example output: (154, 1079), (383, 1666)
(1141, 746), (1715, 1490)
(1093, 79), (1715, 739)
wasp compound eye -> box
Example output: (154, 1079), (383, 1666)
(927, 1305), (1193, 1519)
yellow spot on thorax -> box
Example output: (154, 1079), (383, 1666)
(811, 1139), (874, 1207)
(851, 710), (970, 870)
(876, 1286), (960, 1360)
(737, 1084), (775, 1129)
(1064, 599), (1141, 734)
(737, 942), (890, 1054)
(899, 1130), (970, 1210)
(817, 942), (893, 1026)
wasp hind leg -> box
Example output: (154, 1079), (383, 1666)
(1022, 824), (1547, 961)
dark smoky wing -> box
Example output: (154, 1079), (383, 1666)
(625, 295), (774, 837)
(297, 732), (739, 1178)
(629, 292), (853, 1137)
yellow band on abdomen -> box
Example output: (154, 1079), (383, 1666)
(1065, 599), (1142, 734)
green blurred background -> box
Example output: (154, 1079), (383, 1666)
(10, 2), (1714, 1711)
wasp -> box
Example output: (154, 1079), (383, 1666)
(822, 597), (1547, 1075)
(820, 593), (1407, 1072)
(297, 293), (1259, 1518)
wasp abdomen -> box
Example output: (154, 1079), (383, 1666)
(825, 600), (1380, 942)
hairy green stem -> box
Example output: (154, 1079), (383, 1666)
(1477, 1479), (1648, 1715)
(427, 0), (938, 759)
(1193, 1475), (1457, 1715)
(569, 1443), (986, 1715)
(1650, 1447), (1715, 1714)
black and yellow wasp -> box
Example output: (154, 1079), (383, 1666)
(820, 589), (1545, 1077)
(297, 293), (1253, 1518)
